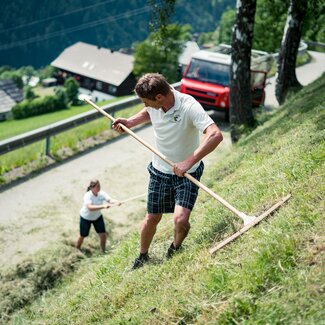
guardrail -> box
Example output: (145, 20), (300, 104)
(271, 40), (308, 59)
(303, 40), (325, 49)
(0, 82), (181, 156)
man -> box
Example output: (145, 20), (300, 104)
(113, 73), (223, 270)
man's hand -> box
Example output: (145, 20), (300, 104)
(173, 160), (193, 177)
(112, 118), (130, 133)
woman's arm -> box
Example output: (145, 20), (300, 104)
(108, 198), (122, 206)
(86, 203), (110, 211)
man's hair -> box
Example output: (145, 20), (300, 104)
(134, 73), (171, 100)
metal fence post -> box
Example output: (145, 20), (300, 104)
(45, 136), (51, 157)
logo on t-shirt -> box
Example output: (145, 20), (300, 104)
(171, 114), (182, 123)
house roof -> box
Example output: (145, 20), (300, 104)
(0, 80), (23, 102)
(0, 90), (17, 114)
(0, 80), (23, 114)
(178, 41), (200, 66)
(51, 42), (134, 86)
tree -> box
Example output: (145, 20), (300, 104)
(253, 0), (289, 52)
(148, 0), (177, 44)
(133, 24), (192, 82)
(229, 0), (257, 142)
(55, 87), (68, 108)
(275, 0), (308, 104)
(64, 77), (79, 105)
(23, 85), (38, 101)
(134, 0), (191, 83)
(218, 8), (236, 45)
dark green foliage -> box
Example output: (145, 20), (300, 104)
(12, 93), (68, 119)
(23, 85), (38, 100)
(55, 87), (68, 106)
(214, 0), (324, 53)
(133, 24), (192, 82)
(218, 7), (236, 44)
(64, 77), (79, 105)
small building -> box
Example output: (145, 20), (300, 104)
(0, 80), (23, 121)
(42, 77), (57, 87)
(51, 42), (137, 98)
(178, 41), (201, 74)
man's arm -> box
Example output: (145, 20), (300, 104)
(173, 123), (223, 176)
(112, 107), (150, 133)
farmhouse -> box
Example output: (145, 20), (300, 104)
(51, 42), (137, 100)
(0, 80), (23, 121)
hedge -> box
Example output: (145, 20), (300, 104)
(12, 94), (68, 119)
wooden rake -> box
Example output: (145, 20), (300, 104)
(85, 98), (291, 253)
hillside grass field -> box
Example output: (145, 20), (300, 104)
(5, 74), (325, 324)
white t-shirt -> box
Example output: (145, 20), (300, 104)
(79, 190), (111, 221)
(146, 89), (214, 174)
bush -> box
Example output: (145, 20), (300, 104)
(12, 93), (68, 119)
(23, 86), (38, 101)
(64, 77), (79, 105)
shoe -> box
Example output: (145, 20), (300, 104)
(132, 252), (149, 270)
(166, 242), (183, 259)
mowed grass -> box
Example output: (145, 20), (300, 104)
(7, 74), (325, 324)
(0, 98), (143, 177)
(0, 96), (129, 140)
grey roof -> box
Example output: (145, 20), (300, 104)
(0, 79), (23, 102)
(51, 42), (134, 86)
(0, 90), (17, 114)
(0, 80), (23, 114)
(178, 41), (200, 66)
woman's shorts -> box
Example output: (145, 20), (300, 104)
(79, 215), (106, 237)
(147, 161), (204, 214)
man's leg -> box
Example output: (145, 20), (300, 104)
(140, 213), (162, 253)
(132, 213), (162, 270)
(173, 205), (191, 248)
(98, 232), (107, 252)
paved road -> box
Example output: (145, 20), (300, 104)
(0, 50), (324, 268)
(264, 51), (325, 108)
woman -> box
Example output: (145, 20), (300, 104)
(76, 179), (121, 253)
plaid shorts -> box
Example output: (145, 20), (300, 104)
(147, 161), (204, 214)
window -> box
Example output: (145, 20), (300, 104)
(96, 81), (103, 90)
(108, 85), (117, 94)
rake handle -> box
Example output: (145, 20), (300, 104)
(84, 98), (245, 218)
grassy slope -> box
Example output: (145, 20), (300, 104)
(10, 75), (325, 324)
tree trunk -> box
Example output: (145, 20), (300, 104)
(230, 0), (257, 143)
(275, 0), (307, 105)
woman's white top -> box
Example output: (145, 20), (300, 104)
(80, 190), (111, 221)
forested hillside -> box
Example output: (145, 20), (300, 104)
(0, 0), (235, 68)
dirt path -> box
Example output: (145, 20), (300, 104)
(0, 117), (231, 269)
